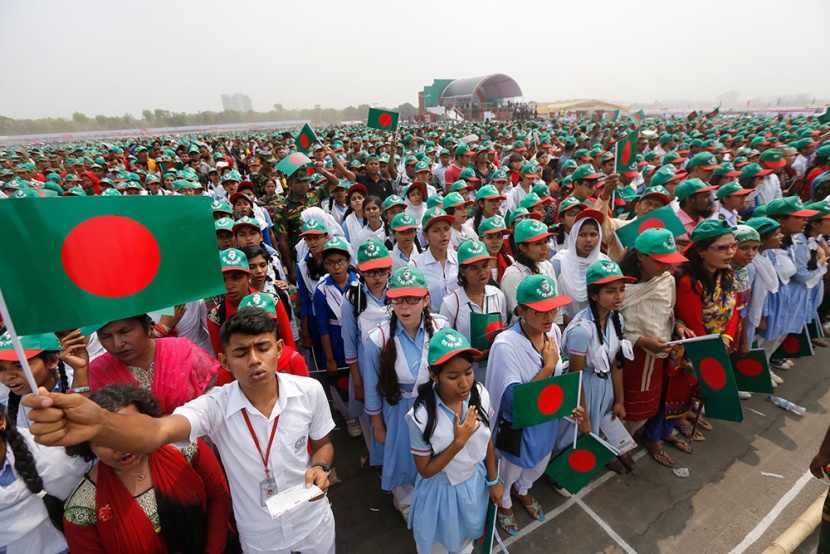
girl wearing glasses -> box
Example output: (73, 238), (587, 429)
(342, 239), (394, 464)
(661, 220), (740, 454)
(313, 237), (359, 428)
(486, 274), (582, 535)
(363, 267), (448, 522)
(295, 219), (330, 367)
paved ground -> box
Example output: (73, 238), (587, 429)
(323, 344), (830, 553)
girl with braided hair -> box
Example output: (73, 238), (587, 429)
(363, 267), (448, 523)
(561, 261), (636, 472)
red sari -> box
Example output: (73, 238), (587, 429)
(89, 337), (219, 414)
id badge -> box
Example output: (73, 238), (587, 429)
(260, 476), (278, 507)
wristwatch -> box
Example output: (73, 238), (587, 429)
(311, 462), (331, 475)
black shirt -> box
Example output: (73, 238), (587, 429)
(356, 173), (395, 200)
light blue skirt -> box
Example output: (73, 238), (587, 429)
(381, 396), (418, 491)
(408, 462), (488, 554)
(555, 369), (613, 452)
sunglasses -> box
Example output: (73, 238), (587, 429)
(709, 241), (738, 253)
(363, 268), (391, 278)
(390, 296), (425, 305)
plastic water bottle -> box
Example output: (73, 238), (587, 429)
(767, 395), (806, 417)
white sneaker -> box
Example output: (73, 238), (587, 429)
(782, 359), (795, 369)
(346, 418), (362, 438)
(393, 496), (410, 523)
(770, 371), (784, 384)
(738, 391), (752, 400)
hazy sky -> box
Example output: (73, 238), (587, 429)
(1, 0), (828, 119)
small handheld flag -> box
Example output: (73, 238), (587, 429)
(630, 110), (646, 124)
(614, 205), (686, 248)
(729, 349), (773, 394)
(545, 433), (618, 494)
(511, 372), (581, 429)
(367, 108), (400, 131)
(615, 130), (638, 174)
(772, 325), (814, 359)
(296, 123), (319, 154)
(681, 335), (743, 422)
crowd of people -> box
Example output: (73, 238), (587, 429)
(3, 110), (830, 553)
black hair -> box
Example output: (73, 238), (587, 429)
(586, 283), (627, 367)
(1, 355), (67, 532)
(100, 314), (153, 336)
(506, 153), (524, 166)
(412, 352), (489, 443)
(619, 248), (644, 282)
(305, 253), (326, 281)
(738, 176), (756, 190)
(511, 236), (540, 274)
(219, 306), (277, 347)
(674, 236), (735, 296)
(6, 351), (68, 432)
(362, 195), (383, 227)
(377, 307), (435, 405)
(343, 188), (367, 220)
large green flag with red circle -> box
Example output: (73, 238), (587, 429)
(511, 371), (581, 429)
(682, 335), (743, 422)
(630, 110), (646, 124)
(729, 349), (773, 394)
(0, 197), (224, 334)
(615, 130), (638, 174)
(545, 433), (618, 494)
(296, 123), (319, 154)
(772, 325), (814, 359)
(367, 108), (400, 131)
(614, 205), (686, 248)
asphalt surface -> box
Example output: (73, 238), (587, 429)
(323, 343), (830, 554)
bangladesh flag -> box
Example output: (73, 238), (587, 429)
(470, 312), (503, 350)
(729, 349), (773, 394)
(296, 123), (319, 154)
(157, 161), (184, 173)
(615, 130), (638, 174)
(545, 433), (618, 495)
(707, 107), (720, 118)
(772, 325), (814, 359)
(687, 111), (699, 121)
(808, 316), (825, 340)
(0, 197), (224, 335)
(630, 110), (646, 124)
(683, 335), (743, 422)
(614, 205), (686, 248)
(367, 108), (400, 131)
(275, 151), (311, 177)
(474, 500), (497, 554)
(591, 112), (603, 123)
(605, 110), (620, 122)
(511, 372), (581, 429)
(818, 107), (830, 125)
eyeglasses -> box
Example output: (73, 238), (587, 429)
(325, 258), (349, 267)
(390, 296), (424, 305)
(525, 306), (557, 317)
(363, 268), (391, 278)
(303, 234), (326, 242)
(709, 241), (738, 253)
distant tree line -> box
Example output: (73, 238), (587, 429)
(0, 102), (419, 136)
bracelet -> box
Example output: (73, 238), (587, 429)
(485, 477), (500, 487)
(721, 334), (733, 342)
(66, 386), (91, 394)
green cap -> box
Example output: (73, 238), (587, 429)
(459, 167), (480, 181)
(686, 152), (719, 170)
(662, 151), (684, 167)
(650, 166), (682, 189)
(220, 248), (250, 273)
(426, 194), (444, 209)
(516, 274), (571, 313)
(422, 207), (454, 229)
(300, 218), (328, 236)
(633, 228), (687, 263)
(387, 266), (428, 298)
(357, 239), (392, 270)
(514, 219), (553, 243)
(689, 219), (737, 243)
(233, 216), (261, 233)
(382, 194), (406, 211)
(759, 149), (786, 169)
(521, 163), (541, 177)
(476, 184), (505, 201)
(450, 180), (472, 193)
(765, 197), (819, 218)
(414, 160), (431, 173)
(560, 159), (578, 172)
(557, 195), (588, 215)
(675, 178), (717, 202)
(640, 185), (671, 204)
(572, 165), (603, 181)
(716, 182), (753, 200)
(63, 185), (87, 196)
(391, 212), (419, 231)
(519, 192), (546, 210)
(491, 169), (509, 182)
(457, 239), (493, 265)
(740, 163), (772, 180)
(443, 191), (472, 211)
(745, 217), (781, 236)
(322, 236), (351, 256)
(214, 217), (235, 232)
(427, 328), (482, 367)
(0, 331), (61, 360)
(734, 224), (760, 243)
(101, 188), (121, 197)
(211, 199), (233, 214)
(478, 215), (510, 236)
(586, 260), (635, 287)
(455, 144), (470, 156)
(714, 163), (742, 178)
(239, 292), (277, 319)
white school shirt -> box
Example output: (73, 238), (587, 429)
(174, 372), (335, 553)
(439, 286), (508, 343)
(500, 260), (563, 325)
(149, 299), (213, 356)
(410, 247), (461, 312)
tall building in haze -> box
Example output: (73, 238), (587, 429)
(221, 93), (253, 112)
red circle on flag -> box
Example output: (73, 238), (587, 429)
(288, 153), (307, 165)
(638, 219), (666, 233)
(537, 384), (564, 416)
(621, 142), (633, 166)
(781, 336), (799, 354)
(484, 321), (502, 343)
(568, 449), (596, 473)
(62, 215), (160, 298)
(299, 135), (310, 149)
(378, 113), (393, 128)
(700, 357), (727, 391)
(338, 376), (350, 391)
(736, 358), (763, 377)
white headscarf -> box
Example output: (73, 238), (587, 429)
(748, 254), (779, 327)
(553, 216), (609, 303)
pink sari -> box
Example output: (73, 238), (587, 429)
(90, 337), (219, 414)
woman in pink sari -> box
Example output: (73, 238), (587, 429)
(89, 315), (219, 414)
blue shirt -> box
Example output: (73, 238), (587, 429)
(341, 283), (386, 365)
(312, 272), (358, 366)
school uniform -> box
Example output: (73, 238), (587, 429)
(405, 383), (494, 554)
(391, 243), (416, 272)
(410, 248), (460, 313)
(363, 315), (448, 507)
(500, 260), (562, 324)
(295, 254), (326, 370)
(341, 212), (364, 250)
(449, 225), (476, 250)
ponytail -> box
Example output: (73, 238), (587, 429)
(377, 312), (402, 405)
(587, 288), (626, 367)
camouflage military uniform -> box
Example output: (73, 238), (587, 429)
(272, 189), (324, 262)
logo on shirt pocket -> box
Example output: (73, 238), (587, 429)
(294, 436), (307, 453)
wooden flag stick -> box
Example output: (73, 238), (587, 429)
(0, 286), (41, 396)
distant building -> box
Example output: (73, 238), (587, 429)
(221, 93), (253, 112)
(418, 74), (523, 121)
